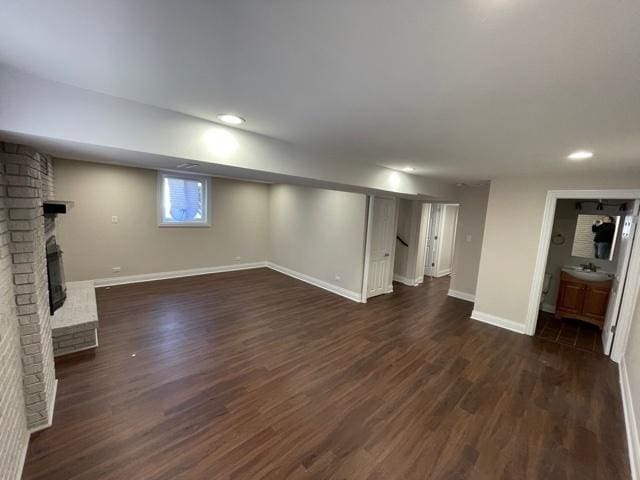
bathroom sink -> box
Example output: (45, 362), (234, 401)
(562, 267), (614, 282)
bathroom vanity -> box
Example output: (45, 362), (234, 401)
(555, 267), (613, 329)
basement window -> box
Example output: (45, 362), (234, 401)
(158, 173), (210, 227)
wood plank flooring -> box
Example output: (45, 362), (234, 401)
(23, 269), (630, 479)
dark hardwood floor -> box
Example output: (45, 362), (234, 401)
(535, 312), (605, 354)
(24, 269), (629, 479)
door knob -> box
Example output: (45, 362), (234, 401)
(384, 253), (390, 257)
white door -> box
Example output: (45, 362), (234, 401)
(435, 205), (459, 277)
(367, 197), (396, 298)
(424, 205), (441, 276)
(602, 205), (640, 354)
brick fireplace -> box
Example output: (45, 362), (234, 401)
(0, 141), (58, 477)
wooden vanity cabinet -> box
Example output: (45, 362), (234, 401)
(555, 271), (612, 329)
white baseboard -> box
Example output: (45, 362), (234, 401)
(435, 269), (451, 278)
(540, 303), (556, 314)
(18, 379), (58, 479)
(621, 358), (640, 480)
(94, 261), (268, 287)
(415, 276), (424, 285)
(266, 262), (362, 303)
(470, 310), (526, 334)
(448, 289), (476, 303)
(394, 274), (419, 286)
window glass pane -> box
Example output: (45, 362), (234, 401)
(162, 176), (205, 223)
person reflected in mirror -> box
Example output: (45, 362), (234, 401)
(592, 216), (615, 259)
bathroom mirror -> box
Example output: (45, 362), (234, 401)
(571, 214), (621, 261)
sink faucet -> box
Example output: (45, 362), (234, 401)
(580, 263), (598, 272)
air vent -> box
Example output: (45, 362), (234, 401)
(176, 163), (199, 169)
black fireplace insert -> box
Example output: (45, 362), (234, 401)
(46, 236), (66, 314)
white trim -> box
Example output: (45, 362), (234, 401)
(387, 198), (400, 292)
(394, 274), (420, 286)
(471, 310), (527, 334)
(612, 218), (640, 362)
(361, 195), (374, 303)
(94, 261), (267, 287)
(414, 275), (424, 285)
(448, 289), (475, 302)
(267, 262), (362, 302)
(157, 171), (211, 227)
(435, 268), (451, 278)
(525, 189), (640, 339)
(620, 358), (640, 480)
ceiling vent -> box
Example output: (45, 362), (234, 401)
(176, 163), (199, 169)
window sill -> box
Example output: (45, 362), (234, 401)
(158, 222), (211, 228)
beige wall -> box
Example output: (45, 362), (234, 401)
(268, 184), (367, 295)
(474, 173), (640, 326)
(54, 158), (270, 281)
(450, 185), (489, 296)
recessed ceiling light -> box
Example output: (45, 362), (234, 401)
(217, 114), (245, 125)
(567, 150), (593, 160)
(402, 167), (415, 172)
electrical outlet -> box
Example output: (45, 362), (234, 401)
(112, 266), (121, 273)
(466, 235), (473, 242)
(111, 216), (119, 224)
(235, 256), (242, 261)
(335, 274), (341, 282)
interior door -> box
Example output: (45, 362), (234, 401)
(424, 205), (441, 276)
(602, 205), (639, 354)
(367, 197), (396, 298)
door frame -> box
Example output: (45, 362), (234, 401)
(361, 195), (374, 303)
(434, 204), (460, 277)
(361, 195), (399, 302)
(424, 204), (441, 276)
(526, 189), (640, 362)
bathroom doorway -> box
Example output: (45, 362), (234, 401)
(527, 190), (640, 359)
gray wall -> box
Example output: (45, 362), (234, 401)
(268, 184), (367, 296)
(449, 185), (489, 296)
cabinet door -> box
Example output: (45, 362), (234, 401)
(557, 281), (585, 315)
(582, 285), (611, 322)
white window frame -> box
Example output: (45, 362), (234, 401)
(157, 172), (211, 227)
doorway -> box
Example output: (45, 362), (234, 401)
(527, 190), (640, 360)
(364, 196), (398, 299)
(423, 203), (459, 278)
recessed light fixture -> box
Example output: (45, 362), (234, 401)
(217, 114), (245, 125)
(402, 167), (415, 172)
(567, 150), (593, 160)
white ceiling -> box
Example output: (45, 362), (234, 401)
(2, 0), (640, 181)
